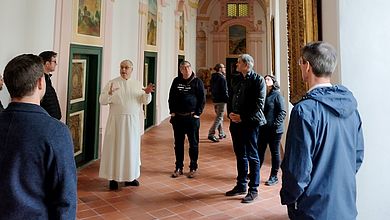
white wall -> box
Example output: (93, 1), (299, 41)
(323, 0), (390, 219)
(159, 2), (179, 120)
(0, 0), (56, 107)
(110, 1), (140, 80)
(339, 1), (390, 219)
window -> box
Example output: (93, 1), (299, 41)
(227, 3), (248, 17)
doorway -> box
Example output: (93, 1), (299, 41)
(226, 58), (239, 91)
(67, 45), (102, 167)
(143, 52), (157, 130)
(178, 55), (185, 76)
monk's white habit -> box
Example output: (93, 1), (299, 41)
(99, 77), (151, 181)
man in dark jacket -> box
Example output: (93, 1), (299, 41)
(208, 63), (229, 142)
(0, 54), (77, 219)
(39, 51), (62, 120)
(169, 61), (205, 179)
(225, 54), (267, 203)
(280, 41), (364, 220)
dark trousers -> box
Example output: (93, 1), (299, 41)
(258, 126), (283, 176)
(229, 122), (260, 191)
(171, 115), (200, 171)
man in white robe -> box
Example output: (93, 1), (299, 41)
(99, 59), (155, 190)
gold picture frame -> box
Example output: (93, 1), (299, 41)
(179, 13), (185, 52)
(70, 59), (87, 104)
(147, 0), (158, 46)
(287, 0), (320, 104)
(72, 0), (104, 46)
(68, 110), (84, 156)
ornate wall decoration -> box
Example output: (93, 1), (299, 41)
(69, 110), (84, 156)
(72, 0), (105, 46)
(287, 0), (320, 104)
(229, 25), (246, 54)
(147, 0), (158, 46)
(70, 59), (87, 104)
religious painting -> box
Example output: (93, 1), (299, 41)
(68, 110), (84, 156)
(229, 25), (246, 54)
(179, 13), (185, 51)
(78, 0), (101, 36)
(70, 59), (87, 104)
(287, 0), (320, 104)
(147, 0), (157, 46)
(72, 0), (104, 46)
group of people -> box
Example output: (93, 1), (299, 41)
(0, 41), (364, 219)
(175, 41), (364, 220)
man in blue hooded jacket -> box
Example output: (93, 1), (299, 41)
(280, 41), (364, 220)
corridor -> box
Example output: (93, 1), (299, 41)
(76, 101), (288, 219)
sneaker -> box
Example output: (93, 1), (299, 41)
(171, 168), (183, 178)
(265, 176), (278, 186)
(208, 135), (219, 142)
(219, 134), (227, 139)
(187, 170), (197, 178)
(125, 179), (140, 186)
(109, 180), (118, 190)
(241, 191), (258, 203)
(225, 186), (247, 196)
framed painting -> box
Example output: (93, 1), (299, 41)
(147, 0), (157, 46)
(68, 110), (84, 156)
(70, 59), (87, 104)
(72, 0), (104, 46)
(179, 13), (184, 51)
(229, 25), (246, 55)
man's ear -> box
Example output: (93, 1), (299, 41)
(37, 75), (45, 90)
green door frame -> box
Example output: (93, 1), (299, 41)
(144, 51), (157, 130)
(68, 44), (102, 167)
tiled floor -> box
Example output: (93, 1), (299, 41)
(77, 101), (289, 219)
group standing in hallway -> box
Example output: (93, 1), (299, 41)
(0, 41), (364, 219)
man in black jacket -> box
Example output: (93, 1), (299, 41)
(168, 61), (205, 179)
(208, 63), (228, 142)
(225, 54), (266, 203)
(39, 51), (62, 120)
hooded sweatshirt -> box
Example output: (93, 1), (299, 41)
(280, 85), (364, 220)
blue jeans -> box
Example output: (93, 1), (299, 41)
(258, 126), (283, 176)
(229, 122), (260, 191)
(208, 103), (226, 136)
(171, 115), (200, 171)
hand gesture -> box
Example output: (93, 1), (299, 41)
(108, 83), (119, 95)
(143, 83), (155, 94)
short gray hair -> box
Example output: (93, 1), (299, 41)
(301, 41), (337, 77)
(238, 54), (254, 70)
